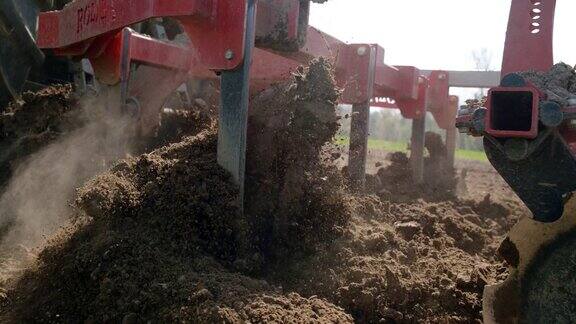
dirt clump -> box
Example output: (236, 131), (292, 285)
(0, 59), (526, 323)
(0, 85), (214, 289)
(1, 128), (352, 323)
(0, 85), (84, 285)
(366, 131), (457, 202)
(520, 62), (576, 106)
(0, 85), (79, 188)
(0, 59), (353, 323)
(246, 58), (348, 265)
(464, 97), (486, 110)
(140, 106), (213, 152)
(273, 193), (517, 323)
(423, 132), (456, 193)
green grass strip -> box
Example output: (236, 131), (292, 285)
(335, 136), (487, 162)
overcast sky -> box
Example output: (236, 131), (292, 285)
(309, 0), (576, 98)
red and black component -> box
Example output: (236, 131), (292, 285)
(456, 0), (576, 223)
(0, 0), (461, 208)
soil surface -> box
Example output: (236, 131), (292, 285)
(364, 132), (457, 203)
(2, 129), (352, 323)
(246, 59), (347, 265)
(0, 61), (528, 323)
(0, 85), (79, 188)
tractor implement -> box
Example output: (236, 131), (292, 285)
(457, 0), (576, 322)
(4, 0), (564, 321)
(0, 0), (465, 208)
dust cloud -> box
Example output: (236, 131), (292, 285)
(0, 89), (137, 280)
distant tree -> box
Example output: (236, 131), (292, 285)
(472, 48), (493, 71)
(471, 48), (494, 99)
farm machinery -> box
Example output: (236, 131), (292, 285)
(0, 0), (462, 195)
(457, 0), (576, 322)
(4, 0), (563, 322)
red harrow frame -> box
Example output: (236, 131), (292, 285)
(14, 0), (471, 201)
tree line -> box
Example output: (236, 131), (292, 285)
(337, 106), (484, 152)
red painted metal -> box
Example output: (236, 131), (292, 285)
(39, 0), (249, 71)
(248, 26), (346, 94)
(178, 1), (248, 70)
(427, 71), (449, 112)
(35, 0), (454, 133)
(88, 28), (204, 135)
(372, 97), (397, 109)
(38, 0), (210, 48)
(250, 48), (301, 93)
(331, 41), (445, 124)
(394, 66), (422, 101)
(501, 0), (555, 76)
(485, 87), (540, 139)
(374, 65), (420, 101)
(89, 28), (212, 85)
(336, 44), (377, 104)
(329, 40), (450, 125)
(396, 76), (428, 120)
(283, 26), (345, 63)
(129, 33), (193, 71)
(374, 65), (402, 98)
(256, 0), (300, 43)
(371, 64), (426, 119)
(427, 71), (452, 129)
(35, 0), (254, 141)
(89, 31), (122, 85)
(328, 41), (436, 121)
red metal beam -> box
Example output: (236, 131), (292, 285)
(250, 48), (301, 93)
(300, 26), (345, 61)
(332, 41), (435, 121)
(396, 76), (428, 120)
(248, 26), (347, 95)
(336, 44), (377, 104)
(90, 28), (214, 85)
(39, 0), (249, 71)
(374, 64), (403, 98)
(277, 26), (345, 64)
(502, 0), (555, 76)
(427, 70), (452, 129)
(38, 0), (210, 48)
(422, 70), (501, 88)
(129, 33), (193, 71)
(246, 23), (451, 128)
(256, 0), (300, 44)
(36, 0), (454, 130)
